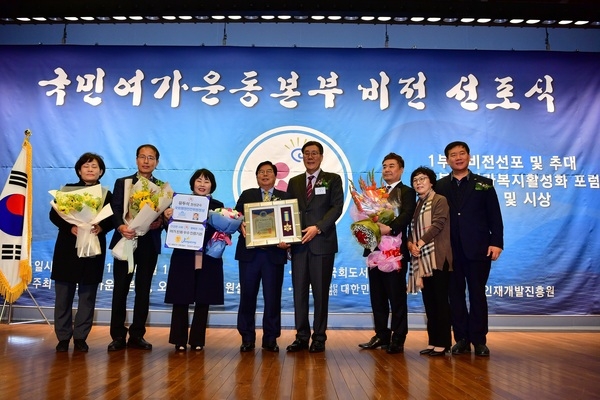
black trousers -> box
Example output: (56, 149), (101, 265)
(421, 268), (451, 348)
(109, 236), (158, 340)
(367, 259), (408, 343)
(169, 303), (209, 346)
(54, 281), (98, 341)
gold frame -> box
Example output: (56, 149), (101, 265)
(244, 199), (302, 248)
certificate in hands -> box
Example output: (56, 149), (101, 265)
(244, 199), (302, 248)
(165, 193), (210, 250)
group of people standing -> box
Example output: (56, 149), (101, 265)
(50, 140), (503, 359)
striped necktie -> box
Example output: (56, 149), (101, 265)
(306, 175), (314, 201)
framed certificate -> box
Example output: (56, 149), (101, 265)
(244, 199), (302, 248)
(165, 193), (210, 250)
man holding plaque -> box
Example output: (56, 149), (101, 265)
(234, 161), (290, 353)
(285, 141), (344, 353)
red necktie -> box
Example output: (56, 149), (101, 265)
(306, 175), (314, 201)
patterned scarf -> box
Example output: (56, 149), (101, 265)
(408, 191), (437, 293)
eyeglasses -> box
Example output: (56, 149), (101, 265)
(412, 176), (428, 184)
(303, 151), (321, 157)
(137, 155), (156, 161)
(258, 169), (274, 175)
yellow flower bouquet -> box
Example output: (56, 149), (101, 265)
(112, 176), (173, 272)
(49, 184), (114, 258)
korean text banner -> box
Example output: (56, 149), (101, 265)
(1, 45), (599, 316)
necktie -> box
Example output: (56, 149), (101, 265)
(263, 191), (271, 201)
(386, 185), (392, 193)
(306, 175), (314, 201)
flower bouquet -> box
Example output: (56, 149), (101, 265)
(112, 177), (173, 272)
(204, 207), (244, 258)
(49, 184), (113, 258)
(366, 235), (403, 272)
(349, 170), (397, 251)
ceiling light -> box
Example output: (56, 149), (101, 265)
(228, 15), (242, 20)
(477, 18), (491, 23)
(361, 16), (375, 21)
(144, 16), (160, 21)
(194, 16), (209, 20)
(558, 20), (573, 25)
(48, 17), (63, 21)
(261, 15), (275, 20)
(461, 18), (475, 23)
(244, 16), (259, 20)
(590, 21), (600, 26)
(344, 16), (359, 21)
(542, 20), (556, 24)
(212, 15), (225, 20)
(509, 19), (524, 24)
(494, 19), (508, 24)
(378, 16), (391, 22)
(33, 17), (47, 22)
(17, 17), (31, 22)
(328, 16), (342, 21)
(526, 19), (540, 24)
(65, 17), (79, 21)
(129, 16), (143, 21)
(443, 17), (458, 23)
(411, 17), (425, 22)
(311, 16), (325, 20)
(427, 17), (441, 23)
(278, 15), (292, 20)
(574, 20), (589, 25)
(114, 16), (128, 21)
(294, 16), (308, 20)
(393, 17), (408, 22)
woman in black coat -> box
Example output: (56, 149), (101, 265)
(164, 168), (225, 351)
(50, 152), (114, 352)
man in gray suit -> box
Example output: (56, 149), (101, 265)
(285, 141), (344, 353)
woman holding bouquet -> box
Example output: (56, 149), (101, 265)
(50, 152), (114, 352)
(407, 166), (453, 357)
(164, 168), (225, 351)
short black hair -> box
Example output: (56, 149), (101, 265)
(255, 161), (278, 176)
(302, 141), (323, 154)
(189, 168), (217, 194)
(410, 166), (437, 188)
(74, 152), (106, 179)
(444, 141), (470, 157)
(136, 144), (160, 160)
(382, 152), (405, 168)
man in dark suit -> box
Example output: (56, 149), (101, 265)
(436, 141), (504, 357)
(285, 141), (344, 353)
(235, 161), (290, 353)
(358, 153), (416, 354)
(107, 144), (164, 351)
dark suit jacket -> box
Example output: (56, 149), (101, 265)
(108, 173), (163, 253)
(49, 181), (114, 284)
(363, 182), (416, 262)
(436, 172), (504, 261)
(234, 187), (290, 264)
(286, 170), (344, 255)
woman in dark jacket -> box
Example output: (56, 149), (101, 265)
(163, 168), (225, 351)
(50, 152), (114, 352)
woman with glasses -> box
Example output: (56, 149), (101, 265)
(407, 166), (453, 356)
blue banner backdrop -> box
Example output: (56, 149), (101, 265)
(1, 45), (599, 316)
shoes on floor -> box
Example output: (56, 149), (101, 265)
(107, 338), (126, 352)
(451, 339), (471, 355)
(419, 348), (434, 355)
(309, 340), (325, 353)
(474, 344), (490, 357)
(358, 336), (389, 350)
(127, 337), (152, 350)
(240, 342), (256, 352)
(429, 347), (449, 357)
(73, 339), (89, 352)
(175, 344), (187, 352)
(286, 339), (309, 352)
(262, 341), (279, 352)
(191, 345), (204, 351)
(56, 340), (69, 352)
(386, 338), (404, 354)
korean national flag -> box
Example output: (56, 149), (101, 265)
(0, 134), (32, 303)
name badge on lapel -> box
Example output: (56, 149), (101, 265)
(315, 187), (326, 195)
